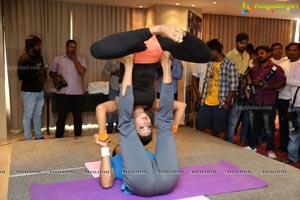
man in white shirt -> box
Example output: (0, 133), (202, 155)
(270, 43), (291, 152)
(286, 43), (300, 163)
(192, 63), (208, 129)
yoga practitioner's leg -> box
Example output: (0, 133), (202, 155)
(154, 51), (179, 194)
(117, 55), (157, 197)
(96, 98), (118, 141)
(157, 32), (211, 63)
(90, 25), (185, 60)
(90, 29), (152, 60)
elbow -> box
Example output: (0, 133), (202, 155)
(182, 102), (187, 109)
(100, 179), (114, 189)
(179, 101), (187, 110)
(100, 183), (114, 189)
(79, 68), (86, 76)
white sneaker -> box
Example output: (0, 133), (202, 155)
(244, 146), (257, 152)
(267, 151), (277, 159)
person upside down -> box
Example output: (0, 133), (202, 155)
(90, 24), (211, 142)
(94, 51), (182, 196)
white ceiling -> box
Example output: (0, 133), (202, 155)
(56, 0), (300, 20)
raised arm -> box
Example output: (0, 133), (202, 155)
(93, 136), (115, 188)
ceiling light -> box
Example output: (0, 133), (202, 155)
(176, 3), (180, 6)
(139, 5), (143, 8)
(212, 1), (217, 4)
(192, 5), (196, 7)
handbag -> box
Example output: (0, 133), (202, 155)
(288, 87), (300, 131)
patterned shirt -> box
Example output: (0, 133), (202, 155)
(201, 57), (238, 107)
(250, 61), (286, 105)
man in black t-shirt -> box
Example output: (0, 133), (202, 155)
(18, 35), (46, 140)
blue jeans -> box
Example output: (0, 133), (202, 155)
(21, 91), (44, 140)
(249, 104), (275, 150)
(107, 87), (118, 133)
(287, 106), (300, 163)
(226, 102), (250, 143)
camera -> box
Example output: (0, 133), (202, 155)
(55, 76), (68, 90)
(265, 66), (277, 81)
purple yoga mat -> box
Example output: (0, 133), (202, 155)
(31, 160), (268, 200)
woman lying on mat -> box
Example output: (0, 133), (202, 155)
(95, 52), (180, 196)
(90, 24), (211, 142)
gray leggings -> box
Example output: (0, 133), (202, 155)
(118, 83), (179, 197)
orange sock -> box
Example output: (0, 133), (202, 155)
(172, 124), (178, 135)
(98, 130), (108, 141)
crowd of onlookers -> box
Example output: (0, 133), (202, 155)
(192, 33), (300, 164)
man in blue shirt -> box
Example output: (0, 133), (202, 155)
(94, 51), (180, 197)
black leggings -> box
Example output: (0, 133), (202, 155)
(90, 28), (211, 63)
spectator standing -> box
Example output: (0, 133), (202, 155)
(270, 43), (291, 152)
(192, 62), (208, 129)
(197, 39), (238, 138)
(226, 33), (250, 144)
(18, 35), (46, 140)
(286, 43), (300, 163)
(50, 40), (86, 138)
(245, 46), (286, 159)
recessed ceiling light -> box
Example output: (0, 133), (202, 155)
(176, 3), (180, 6)
(212, 1), (217, 4)
(192, 5), (196, 7)
(139, 5), (143, 8)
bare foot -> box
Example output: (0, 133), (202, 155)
(150, 25), (185, 43)
(160, 51), (172, 83)
(94, 134), (110, 147)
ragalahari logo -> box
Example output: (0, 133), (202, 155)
(241, 2), (252, 15)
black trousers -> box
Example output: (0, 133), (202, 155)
(157, 92), (178, 100)
(277, 98), (290, 151)
(55, 94), (83, 138)
(90, 28), (211, 63)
